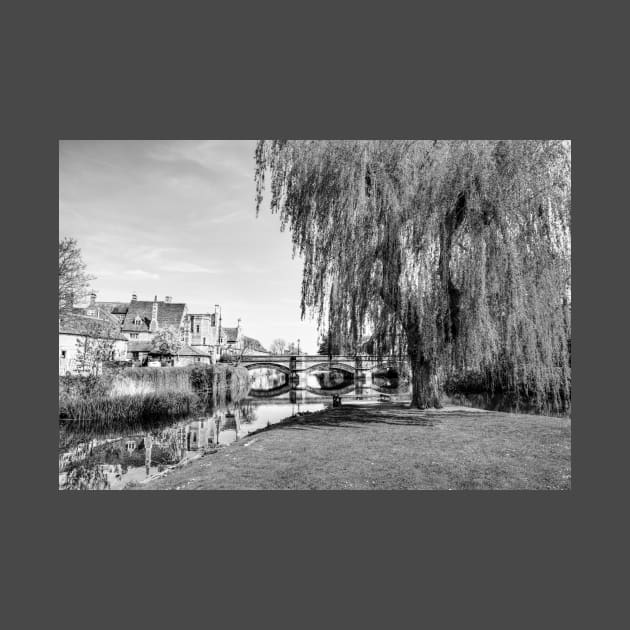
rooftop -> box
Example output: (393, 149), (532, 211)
(59, 314), (128, 341)
(121, 300), (187, 332)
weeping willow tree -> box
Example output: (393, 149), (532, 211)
(255, 140), (571, 411)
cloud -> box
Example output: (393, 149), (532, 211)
(206, 210), (246, 225)
(160, 262), (219, 274)
(124, 269), (160, 279)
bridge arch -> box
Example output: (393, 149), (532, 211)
(242, 362), (292, 376)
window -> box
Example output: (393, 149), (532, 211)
(134, 316), (142, 325)
(60, 350), (67, 359)
(130, 333), (138, 339)
(196, 325), (200, 333)
(126, 441), (136, 452)
(132, 352), (139, 359)
(195, 357), (201, 362)
(202, 337), (206, 345)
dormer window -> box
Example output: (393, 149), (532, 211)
(134, 316), (142, 325)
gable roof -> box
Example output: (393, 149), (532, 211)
(121, 300), (186, 332)
(59, 314), (128, 341)
(71, 305), (122, 328)
(222, 327), (239, 342)
(128, 341), (154, 353)
(96, 301), (130, 315)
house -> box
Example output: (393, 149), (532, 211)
(186, 304), (222, 361)
(221, 323), (242, 354)
(121, 294), (188, 343)
(127, 342), (211, 367)
(86, 293), (266, 364)
(127, 341), (154, 366)
(59, 314), (129, 375)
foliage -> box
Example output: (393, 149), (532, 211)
(59, 237), (94, 317)
(62, 460), (110, 490)
(150, 326), (184, 357)
(255, 140), (571, 411)
(73, 321), (121, 375)
(242, 335), (268, 353)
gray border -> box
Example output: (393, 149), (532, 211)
(7, 1), (618, 626)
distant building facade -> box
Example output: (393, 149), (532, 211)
(83, 293), (266, 364)
(59, 312), (129, 375)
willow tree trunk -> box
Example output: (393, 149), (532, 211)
(406, 324), (442, 409)
(409, 352), (442, 409)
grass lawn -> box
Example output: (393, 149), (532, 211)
(136, 404), (571, 490)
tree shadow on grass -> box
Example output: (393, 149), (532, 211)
(244, 404), (493, 440)
(278, 405), (486, 430)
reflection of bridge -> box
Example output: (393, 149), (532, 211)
(237, 354), (404, 389)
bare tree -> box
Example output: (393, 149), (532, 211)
(74, 321), (119, 375)
(269, 338), (287, 354)
(59, 237), (94, 317)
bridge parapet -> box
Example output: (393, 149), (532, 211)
(238, 354), (404, 372)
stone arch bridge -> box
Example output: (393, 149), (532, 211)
(236, 354), (405, 388)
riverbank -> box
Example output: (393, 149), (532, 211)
(59, 364), (249, 433)
(135, 403), (571, 490)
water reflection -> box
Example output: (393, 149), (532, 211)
(306, 368), (353, 390)
(59, 376), (410, 490)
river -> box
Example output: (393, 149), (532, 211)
(59, 375), (410, 490)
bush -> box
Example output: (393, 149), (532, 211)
(444, 368), (571, 416)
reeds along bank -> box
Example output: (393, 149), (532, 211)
(59, 364), (250, 428)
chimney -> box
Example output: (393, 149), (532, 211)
(89, 291), (96, 306)
(164, 296), (172, 304)
(131, 293), (137, 302)
(149, 295), (159, 333)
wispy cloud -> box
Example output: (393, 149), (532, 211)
(160, 262), (219, 274)
(124, 269), (160, 279)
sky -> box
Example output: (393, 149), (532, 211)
(59, 140), (320, 353)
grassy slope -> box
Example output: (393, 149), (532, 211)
(137, 404), (571, 490)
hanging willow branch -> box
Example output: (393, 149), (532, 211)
(255, 140), (571, 411)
